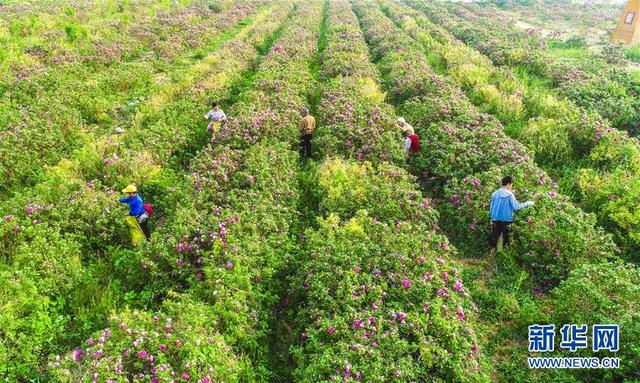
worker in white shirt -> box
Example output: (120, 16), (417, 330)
(205, 101), (227, 132)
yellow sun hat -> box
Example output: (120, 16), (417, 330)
(122, 184), (137, 193)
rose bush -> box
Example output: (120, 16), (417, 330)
(289, 2), (490, 381)
(314, 77), (403, 165)
(353, 0), (619, 293)
(552, 262), (640, 381)
(49, 294), (254, 383)
(406, 112), (531, 185)
(292, 213), (488, 383)
(393, 0), (640, 258)
(317, 158), (438, 226)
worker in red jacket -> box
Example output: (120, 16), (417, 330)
(402, 126), (420, 155)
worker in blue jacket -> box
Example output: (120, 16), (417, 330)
(489, 175), (534, 252)
(119, 184), (150, 243)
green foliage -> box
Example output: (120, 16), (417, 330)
(624, 45), (640, 63)
(563, 36), (587, 49)
(519, 117), (573, 167)
(552, 262), (640, 380)
(63, 23), (87, 43)
(0, 268), (66, 381)
(208, 2), (223, 13)
(0, 47), (8, 63)
(317, 158), (437, 225)
(549, 36), (588, 50)
(49, 294), (254, 382)
(292, 213), (490, 383)
(575, 168), (640, 259)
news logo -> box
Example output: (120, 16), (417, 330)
(527, 324), (620, 369)
(592, 325), (619, 352)
(559, 324), (588, 352)
(528, 324), (555, 352)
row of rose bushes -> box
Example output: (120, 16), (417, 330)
(410, 1), (637, 158)
(0, 3), (296, 381)
(384, 2), (640, 260)
(355, 2), (640, 381)
(354, 0), (618, 289)
(0, 1), (293, 261)
(386, 0), (595, 154)
(1, 0), (246, 72)
(46, 2), (322, 382)
(0, 0), (266, 197)
(290, 1), (490, 381)
(387, 0), (611, 163)
(502, 1), (619, 31)
(416, 0), (640, 134)
(381, 1), (526, 126)
(388, 0), (640, 259)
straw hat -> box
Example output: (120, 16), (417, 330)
(122, 184), (137, 193)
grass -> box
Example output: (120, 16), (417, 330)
(548, 46), (591, 60)
(223, 7), (295, 106)
(512, 65), (553, 92)
(624, 45), (640, 63)
(547, 38), (591, 61)
(265, 4), (329, 381)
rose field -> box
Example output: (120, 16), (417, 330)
(0, 0), (639, 382)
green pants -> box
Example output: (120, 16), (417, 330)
(125, 216), (146, 245)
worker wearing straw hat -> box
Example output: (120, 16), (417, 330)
(397, 117), (414, 136)
(119, 184), (150, 245)
(397, 117), (419, 157)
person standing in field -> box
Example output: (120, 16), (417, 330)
(489, 175), (534, 253)
(398, 117), (419, 157)
(299, 107), (316, 159)
(119, 184), (150, 245)
(403, 128), (420, 155)
(205, 101), (227, 133)
(397, 117), (414, 136)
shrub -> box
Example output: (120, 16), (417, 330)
(404, 111), (531, 184)
(441, 165), (617, 289)
(518, 116), (573, 167)
(552, 262), (640, 380)
(624, 45), (640, 63)
(317, 158), (438, 225)
(292, 213), (489, 383)
(563, 35), (588, 49)
(473, 83), (524, 123)
(314, 77), (403, 165)
(400, 92), (475, 129)
(575, 168), (640, 260)
(48, 294), (254, 382)
(587, 130), (640, 173)
(0, 268), (67, 381)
